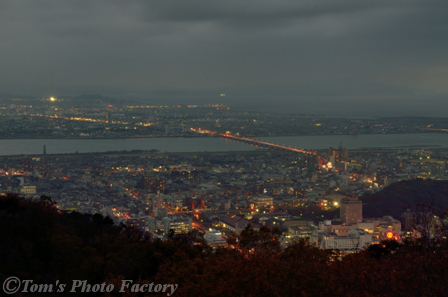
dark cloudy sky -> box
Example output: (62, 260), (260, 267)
(1, 1), (447, 114)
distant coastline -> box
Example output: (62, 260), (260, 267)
(0, 130), (443, 140)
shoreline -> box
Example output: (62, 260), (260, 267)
(3, 146), (448, 159)
(0, 150), (282, 159)
(0, 130), (444, 140)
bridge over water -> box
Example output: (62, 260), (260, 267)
(221, 134), (317, 155)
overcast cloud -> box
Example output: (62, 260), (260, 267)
(0, 0), (447, 114)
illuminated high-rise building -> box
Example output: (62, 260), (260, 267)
(340, 196), (362, 225)
(329, 144), (348, 161)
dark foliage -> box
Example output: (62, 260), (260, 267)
(0, 194), (203, 292)
(1, 193), (448, 297)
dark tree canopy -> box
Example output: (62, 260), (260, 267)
(1, 193), (448, 297)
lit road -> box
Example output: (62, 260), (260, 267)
(221, 133), (317, 155)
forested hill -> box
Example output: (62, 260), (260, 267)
(0, 194), (203, 289)
(362, 179), (448, 219)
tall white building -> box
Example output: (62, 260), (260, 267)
(318, 228), (372, 251)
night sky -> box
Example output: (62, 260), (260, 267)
(1, 1), (447, 115)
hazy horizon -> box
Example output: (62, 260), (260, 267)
(1, 1), (447, 117)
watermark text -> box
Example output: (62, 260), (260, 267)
(2, 277), (178, 296)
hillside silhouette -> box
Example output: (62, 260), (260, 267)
(362, 179), (448, 219)
(0, 194), (203, 290)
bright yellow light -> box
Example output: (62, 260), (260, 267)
(50, 97), (56, 102)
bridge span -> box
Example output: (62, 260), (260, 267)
(221, 134), (317, 155)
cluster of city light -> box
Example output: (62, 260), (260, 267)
(111, 208), (121, 218)
(127, 105), (181, 109)
(69, 116), (106, 123)
(1, 170), (25, 176)
(48, 114), (107, 123)
(111, 208), (130, 219)
(385, 231), (401, 241)
(50, 115), (155, 128)
(322, 162), (333, 171)
(8, 104), (35, 109)
(190, 127), (217, 135)
(112, 166), (136, 172)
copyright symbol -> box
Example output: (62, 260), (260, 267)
(3, 277), (21, 294)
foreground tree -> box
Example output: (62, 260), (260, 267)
(2, 194), (448, 296)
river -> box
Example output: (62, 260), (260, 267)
(0, 133), (447, 156)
